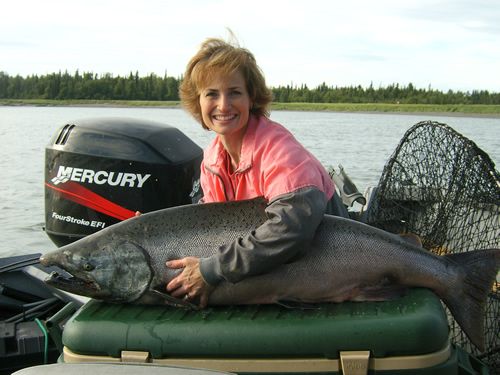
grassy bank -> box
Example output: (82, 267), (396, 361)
(270, 102), (500, 116)
(1, 99), (500, 116)
(0, 99), (182, 108)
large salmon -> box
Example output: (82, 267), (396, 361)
(40, 198), (499, 351)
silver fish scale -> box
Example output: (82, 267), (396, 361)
(126, 199), (269, 284)
(210, 215), (453, 305)
(110, 197), (453, 304)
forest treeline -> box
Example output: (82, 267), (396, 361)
(1, 70), (499, 104)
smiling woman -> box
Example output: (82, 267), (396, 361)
(163, 36), (342, 308)
(198, 70), (252, 168)
(179, 36), (272, 128)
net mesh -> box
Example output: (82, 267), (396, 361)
(364, 120), (499, 371)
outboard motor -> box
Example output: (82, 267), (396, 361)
(44, 118), (203, 247)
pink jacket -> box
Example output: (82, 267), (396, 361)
(200, 115), (334, 203)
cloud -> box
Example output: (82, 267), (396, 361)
(1, 0), (499, 91)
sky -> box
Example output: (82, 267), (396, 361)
(1, 0), (499, 92)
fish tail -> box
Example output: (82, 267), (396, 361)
(442, 248), (500, 352)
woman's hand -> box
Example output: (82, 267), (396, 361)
(166, 257), (214, 308)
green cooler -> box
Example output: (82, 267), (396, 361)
(61, 288), (476, 374)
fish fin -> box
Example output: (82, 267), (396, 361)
(147, 289), (200, 310)
(398, 233), (423, 248)
(276, 300), (321, 310)
(442, 249), (500, 352)
(352, 285), (408, 302)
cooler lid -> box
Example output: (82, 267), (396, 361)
(62, 288), (450, 360)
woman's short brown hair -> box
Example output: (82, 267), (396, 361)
(179, 37), (272, 129)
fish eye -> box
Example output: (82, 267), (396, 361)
(83, 262), (95, 271)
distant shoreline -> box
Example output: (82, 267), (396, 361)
(1, 99), (500, 118)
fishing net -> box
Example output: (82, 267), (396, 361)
(364, 120), (499, 371)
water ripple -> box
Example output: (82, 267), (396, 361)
(1, 106), (498, 256)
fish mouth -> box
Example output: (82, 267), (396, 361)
(45, 270), (100, 293)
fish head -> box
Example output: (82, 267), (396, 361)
(40, 236), (153, 303)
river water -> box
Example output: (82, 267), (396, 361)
(1, 106), (499, 257)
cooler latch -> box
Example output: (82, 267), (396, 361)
(121, 350), (150, 363)
(340, 350), (370, 375)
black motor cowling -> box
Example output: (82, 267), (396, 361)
(45, 117), (203, 247)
